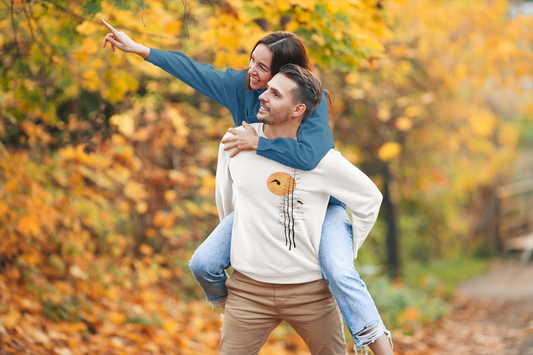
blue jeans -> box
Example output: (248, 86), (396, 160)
(189, 204), (389, 349)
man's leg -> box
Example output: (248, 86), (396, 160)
(220, 271), (282, 355)
(189, 212), (234, 308)
(280, 279), (348, 355)
(319, 204), (392, 353)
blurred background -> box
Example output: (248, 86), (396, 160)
(0, 0), (532, 354)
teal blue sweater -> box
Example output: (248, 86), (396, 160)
(147, 48), (334, 171)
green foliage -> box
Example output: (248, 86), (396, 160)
(354, 258), (491, 331)
(357, 264), (449, 331)
(403, 258), (492, 297)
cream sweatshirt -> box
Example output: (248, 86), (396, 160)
(216, 123), (382, 284)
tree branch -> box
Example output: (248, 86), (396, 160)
(52, 3), (180, 41)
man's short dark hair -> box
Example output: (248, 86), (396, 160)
(278, 64), (322, 121)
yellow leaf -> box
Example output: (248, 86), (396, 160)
(290, 0), (314, 10)
(377, 106), (391, 122)
(164, 190), (176, 202)
(111, 134), (127, 146)
(276, 0), (292, 12)
(311, 33), (325, 47)
(136, 200), (148, 214)
(79, 38), (98, 55)
(145, 228), (158, 238)
(59, 145), (77, 159)
(162, 320), (179, 334)
(395, 117), (413, 131)
(469, 109), (496, 137)
(164, 103), (190, 138)
(0, 309), (20, 328)
(17, 215), (40, 237)
(76, 21), (98, 35)
(109, 312), (126, 324)
(110, 113), (135, 137)
(6, 178), (17, 192)
(405, 106), (422, 118)
(344, 73), (359, 85)
(124, 181), (149, 201)
(398, 306), (420, 324)
(160, 267), (173, 279)
(378, 142), (401, 161)
(139, 243), (153, 256)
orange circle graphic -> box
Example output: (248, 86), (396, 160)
(267, 172), (296, 196)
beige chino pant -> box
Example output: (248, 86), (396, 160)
(220, 270), (348, 355)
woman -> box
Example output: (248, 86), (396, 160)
(102, 19), (392, 354)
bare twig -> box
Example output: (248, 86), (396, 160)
(182, 0), (189, 41)
(22, 3), (49, 101)
(52, 3), (178, 41)
(141, 0), (146, 27)
(9, 0), (21, 59)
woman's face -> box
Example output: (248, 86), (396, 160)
(248, 43), (273, 90)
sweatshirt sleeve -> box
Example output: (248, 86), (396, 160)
(215, 133), (236, 221)
(146, 48), (244, 120)
(323, 152), (383, 259)
(256, 90), (334, 171)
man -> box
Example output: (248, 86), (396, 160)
(216, 64), (383, 355)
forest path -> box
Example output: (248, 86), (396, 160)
(395, 260), (533, 355)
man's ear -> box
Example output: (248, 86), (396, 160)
(292, 103), (306, 118)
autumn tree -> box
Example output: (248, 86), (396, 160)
(325, 0), (533, 277)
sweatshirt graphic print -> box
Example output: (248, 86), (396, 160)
(268, 170), (303, 251)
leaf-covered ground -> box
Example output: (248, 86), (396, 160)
(394, 262), (533, 355)
(2, 267), (532, 355)
(393, 296), (533, 355)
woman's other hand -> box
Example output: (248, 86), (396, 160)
(222, 122), (260, 158)
(101, 19), (150, 60)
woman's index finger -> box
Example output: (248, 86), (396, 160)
(101, 19), (119, 34)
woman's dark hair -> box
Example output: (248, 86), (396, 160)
(278, 64), (322, 122)
(245, 32), (333, 123)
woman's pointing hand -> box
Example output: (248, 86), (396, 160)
(101, 19), (150, 60)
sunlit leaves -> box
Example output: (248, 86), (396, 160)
(378, 142), (402, 161)
(329, 0), (532, 261)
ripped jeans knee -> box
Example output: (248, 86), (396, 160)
(353, 321), (392, 352)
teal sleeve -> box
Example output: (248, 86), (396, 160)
(256, 90), (334, 171)
(146, 48), (245, 122)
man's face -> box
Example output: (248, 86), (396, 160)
(256, 74), (297, 126)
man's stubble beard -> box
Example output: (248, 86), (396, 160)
(257, 108), (292, 126)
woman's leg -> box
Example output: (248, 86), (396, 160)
(189, 212), (234, 308)
(319, 204), (392, 353)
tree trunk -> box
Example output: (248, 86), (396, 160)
(383, 163), (401, 279)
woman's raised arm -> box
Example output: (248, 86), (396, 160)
(101, 20), (246, 120)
